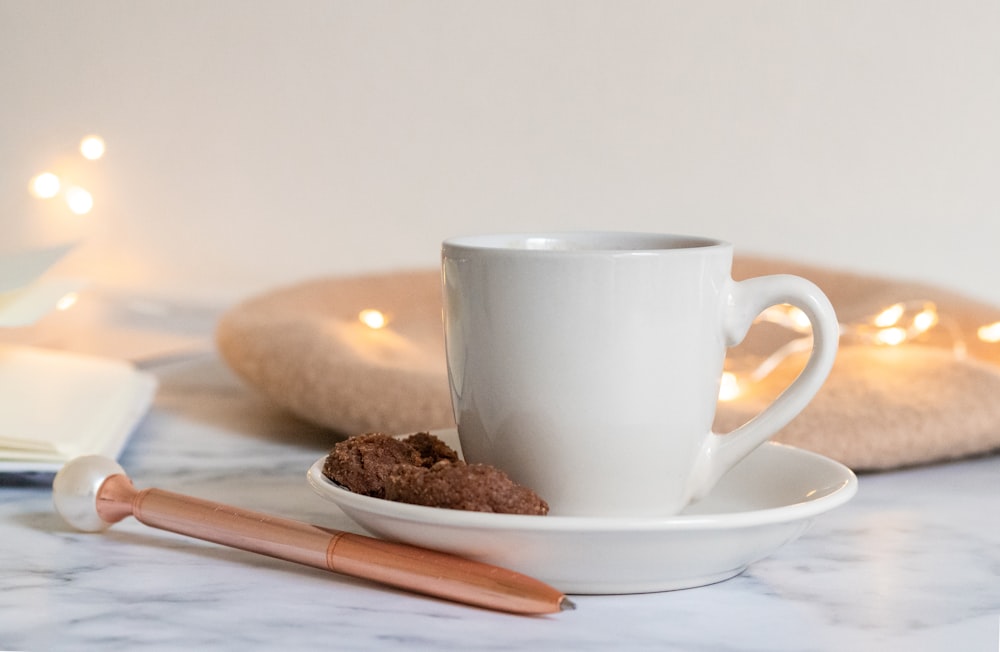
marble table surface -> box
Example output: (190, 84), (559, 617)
(2, 291), (1000, 651)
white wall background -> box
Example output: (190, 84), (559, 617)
(2, 1), (998, 303)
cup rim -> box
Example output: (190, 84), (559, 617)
(442, 231), (731, 254)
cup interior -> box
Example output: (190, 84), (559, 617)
(443, 232), (725, 253)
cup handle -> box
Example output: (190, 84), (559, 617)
(690, 274), (839, 501)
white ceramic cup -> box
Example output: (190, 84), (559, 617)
(441, 232), (839, 517)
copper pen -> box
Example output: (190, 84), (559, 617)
(52, 455), (574, 615)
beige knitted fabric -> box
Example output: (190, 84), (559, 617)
(216, 257), (1000, 471)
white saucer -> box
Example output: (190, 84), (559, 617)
(307, 429), (857, 594)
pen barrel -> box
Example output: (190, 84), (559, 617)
(329, 532), (565, 614)
(128, 487), (565, 614)
(132, 488), (333, 569)
(328, 533), (566, 614)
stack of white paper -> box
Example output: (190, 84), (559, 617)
(0, 345), (157, 472)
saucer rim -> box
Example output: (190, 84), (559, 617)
(306, 436), (858, 533)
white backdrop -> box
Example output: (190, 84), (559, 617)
(2, 1), (998, 303)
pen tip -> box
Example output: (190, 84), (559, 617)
(559, 596), (577, 612)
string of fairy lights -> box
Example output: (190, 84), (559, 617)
(718, 301), (1000, 401)
(28, 135), (105, 215)
(22, 138), (1000, 394)
(354, 299), (1000, 404)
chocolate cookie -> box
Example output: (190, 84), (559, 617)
(322, 432), (548, 515)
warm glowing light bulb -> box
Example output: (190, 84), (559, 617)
(874, 327), (907, 346)
(80, 135), (106, 160)
(56, 292), (79, 311)
(874, 303), (905, 328)
(65, 187), (93, 215)
(358, 309), (388, 329)
(718, 371), (741, 402)
(978, 321), (1000, 343)
(30, 172), (61, 198)
(912, 305), (938, 333)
